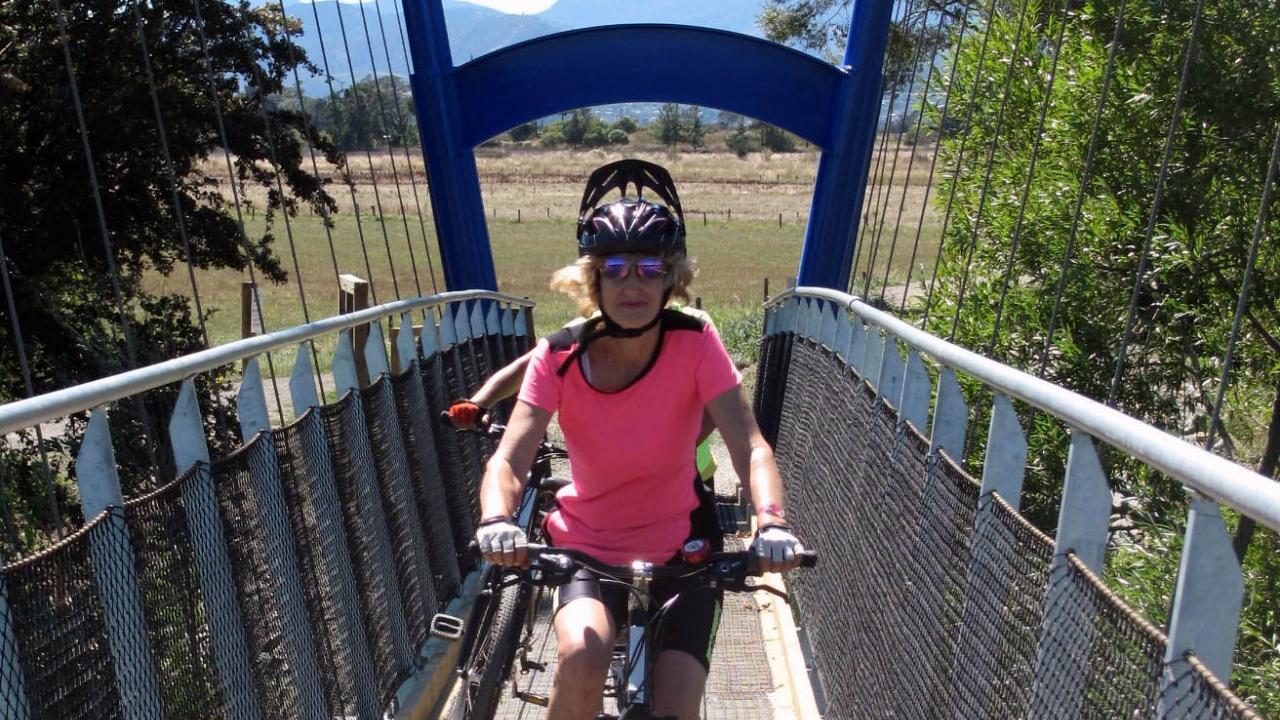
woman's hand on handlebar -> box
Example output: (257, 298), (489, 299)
(751, 525), (805, 573)
(476, 516), (528, 567)
(446, 399), (489, 430)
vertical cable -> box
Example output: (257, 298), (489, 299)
(234, 7), (330, 401)
(52, 0), (164, 480)
(354, 0), (423, 299)
(302, 0), (382, 306)
(1204, 123), (1280, 452)
(900, 0), (978, 317)
(849, 99), (894, 294)
(128, 0), (237, 445)
(875, 2), (942, 305)
(851, 0), (910, 296)
(0, 238), (62, 535)
(332, 0), (402, 301)
(190, 0), (287, 424)
(1107, 0), (1207, 407)
(383, 0), (441, 293)
(920, 0), (1002, 328)
(987, 0), (1074, 356)
(946, 0), (1033, 342)
(1038, 0), (1129, 376)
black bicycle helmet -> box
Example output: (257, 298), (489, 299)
(577, 159), (686, 257)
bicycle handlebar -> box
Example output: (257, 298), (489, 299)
(521, 543), (817, 587)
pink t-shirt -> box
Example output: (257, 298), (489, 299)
(517, 315), (742, 565)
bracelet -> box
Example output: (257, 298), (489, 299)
(756, 522), (794, 534)
(478, 514), (512, 527)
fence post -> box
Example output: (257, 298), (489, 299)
(364, 320), (391, 379)
(876, 338), (904, 408)
(237, 356), (271, 440)
(339, 274), (371, 387)
(231, 385), (330, 720)
(75, 408), (166, 720)
(832, 306), (853, 363)
(1029, 431), (1111, 717)
(397, 312), (419, 372)
(950, 394), (1027, 715)
(899, 349), (930, 433)
(1161, 496), (1244, 704)
(929, 367), (967, 461)
(289, 343), (322, 412)
(0, 552), (30, 720)
(334, 330), (361, 396)
(861, 328), (885, 391)
(166, 382), (264, 720)
(848, 319), (866, 376)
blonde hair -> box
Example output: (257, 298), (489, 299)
(550, 254), (696, 317)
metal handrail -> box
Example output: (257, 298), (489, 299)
(0, 290), (532, 435)
(769, 287), (1280, 532)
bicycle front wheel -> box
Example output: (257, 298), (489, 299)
(463, 578), (531, 719)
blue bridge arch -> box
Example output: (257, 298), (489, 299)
(399, 0), (894, 293)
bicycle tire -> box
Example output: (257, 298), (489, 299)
(463, 578), (531, 720)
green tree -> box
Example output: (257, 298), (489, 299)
(757, 121), (797, 152)
(612, 116), (638, 134)
(685, 106), (706, 150)
(508, 120), (540, 142)
(725, 115), (753, 157)
(0, 0), (335, 543)
(655, 102), (684, 148)
(920, 0), (1280, 706)
(288, 74), (418, 150)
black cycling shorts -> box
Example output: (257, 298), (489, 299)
(554, 565), (724, 672)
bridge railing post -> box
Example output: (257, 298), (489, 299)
(1160, 496), (1244, 709)
(1028, 431), (1112, 716)
(76, 409), (166, 720)
(950, 394), (1028, 715)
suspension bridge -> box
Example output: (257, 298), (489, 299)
(0, 0), (1277, 717)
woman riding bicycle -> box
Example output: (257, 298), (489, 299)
(476, 159), (804, 720)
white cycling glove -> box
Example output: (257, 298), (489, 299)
(476, 518), (526, 563)
(751, 525), (804, 568)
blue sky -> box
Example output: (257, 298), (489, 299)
(457, 0), (556, 12)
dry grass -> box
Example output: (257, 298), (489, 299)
(160, 145), (942, 370)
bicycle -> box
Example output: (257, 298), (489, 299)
(502, 542), (818, 719)
(441, 420), (567, 720)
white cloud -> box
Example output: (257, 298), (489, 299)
(454, 0), (556, 13)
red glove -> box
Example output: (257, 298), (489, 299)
(447, 400), (486, 429)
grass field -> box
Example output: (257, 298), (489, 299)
(155, 147), (941, 369)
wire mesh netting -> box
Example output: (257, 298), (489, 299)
(273, 409), (380, 718)
(360, 376), (438, 652)
(2, 512), (127, 719)
(420, 351), (482, 571)
(124, 473), (225, 719)
(209, 437), (314, 718)
(321, 392), (414, 707)
(758, 324), (1261, 719)
(391, 364), (462, 607)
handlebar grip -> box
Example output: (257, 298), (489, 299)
(797, 550), (818, 568)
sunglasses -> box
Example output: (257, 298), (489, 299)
(600, 255), (670, 281)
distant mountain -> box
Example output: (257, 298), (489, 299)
(281, 0), (565, 95)
(534, 0), (765, 37)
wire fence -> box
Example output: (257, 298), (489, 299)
(0, 299), (516, 718)
(760, 326), (1262, 719)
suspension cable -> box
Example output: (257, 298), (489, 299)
(852, 0), (911, 297)
(987, 0), (1075, 356)
(849, 97), (894, 295)
(946, 0), (1033, 342)
(128, 0), (237, 446)
(1107, 0), (1207, 408)
(875, 0), (941, 305)
(919, 0), (1002, 329)
(332, 0), (402, 301)
(902, 0), (978, 318)
(190, 0), (287, 424)
(383, 0), (441, 293)
(235, 6), (331, 402)
(1037, 0), (1129, 377)
(1204, 123), (1280, 453)
(302, 0), (382, 307)
(52, 0), (164, 480)
(0, 238), (62, 535)
(355, 0), (424, 297)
